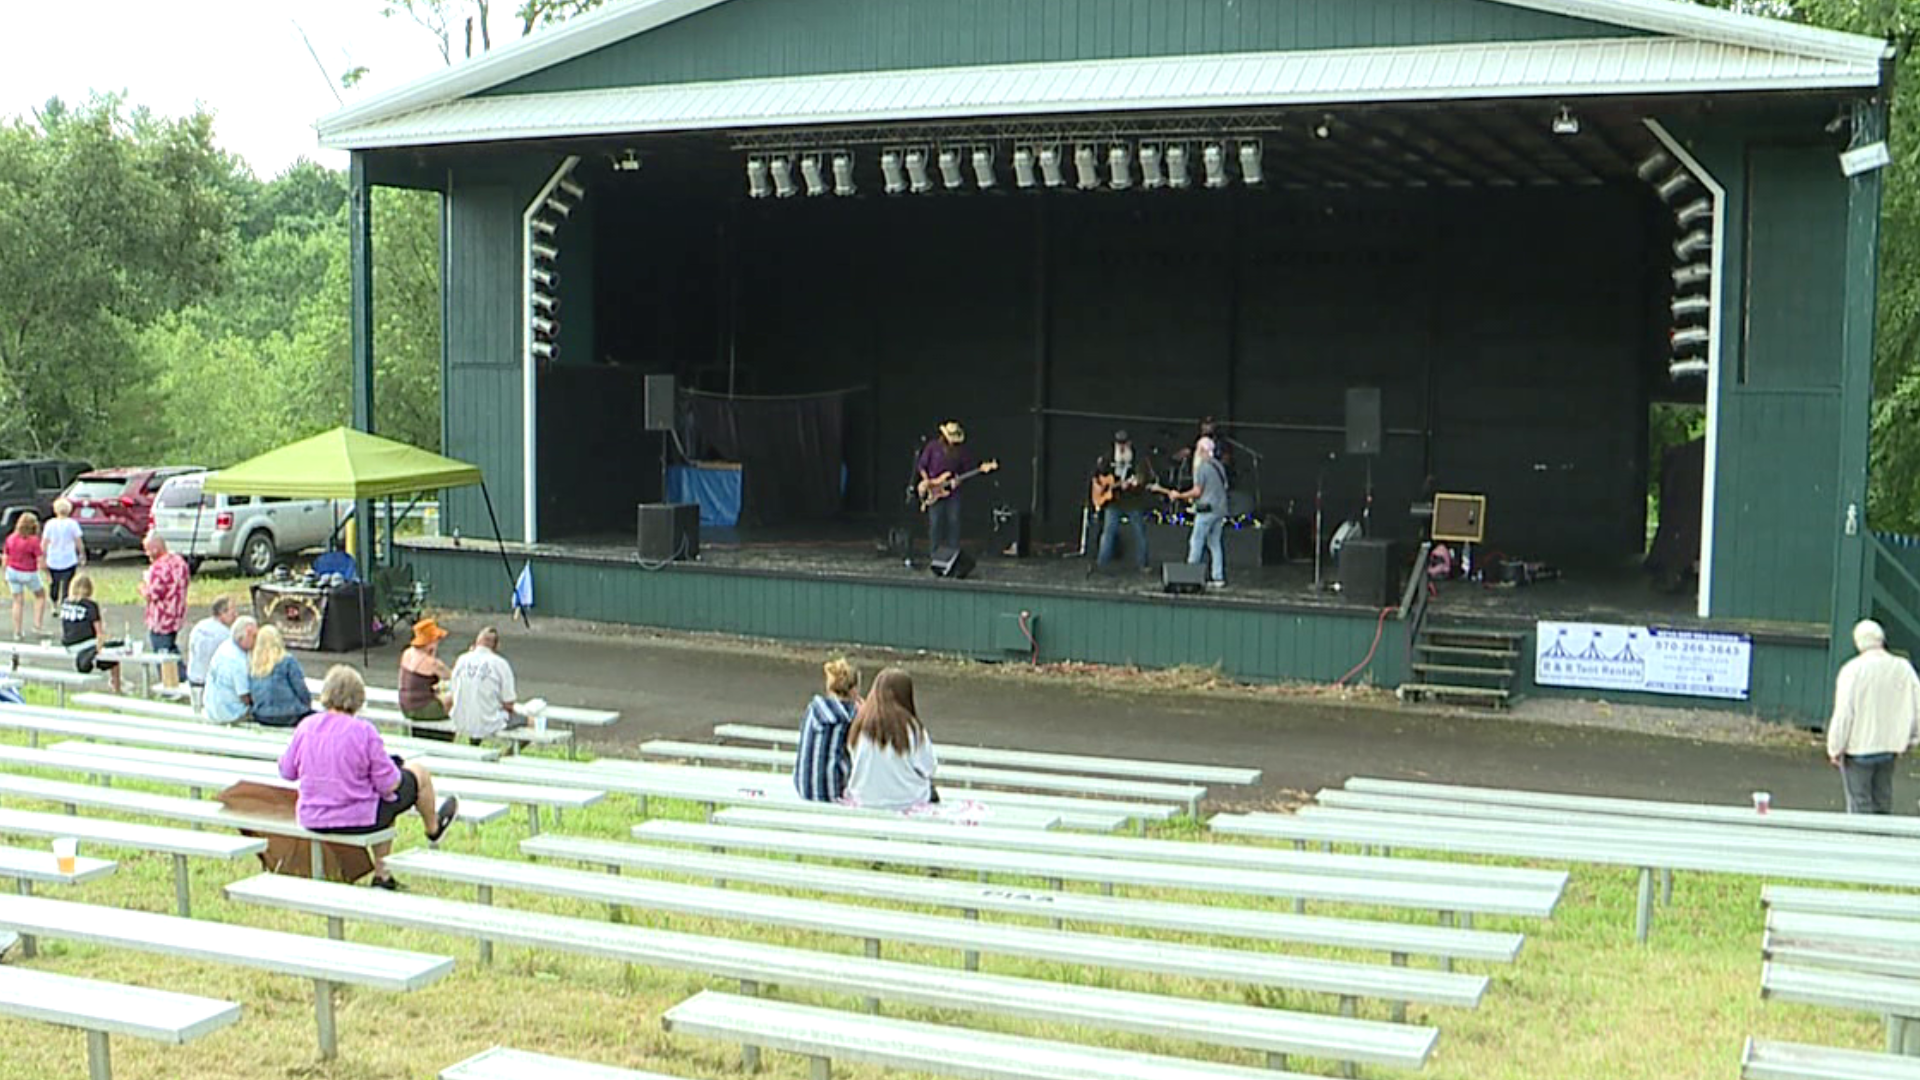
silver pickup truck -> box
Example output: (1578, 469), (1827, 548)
(151, 471), (349, 575)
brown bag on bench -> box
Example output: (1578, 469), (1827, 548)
(215, 781), (374, 884)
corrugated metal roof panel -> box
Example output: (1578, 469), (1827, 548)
(324, 36), (1880, 150)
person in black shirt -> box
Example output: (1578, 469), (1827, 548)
(1091, 430), (1153, 571)
(59, 575), (120, 694)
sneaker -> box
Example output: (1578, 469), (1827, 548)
(427, 796), (460, 845)
(1205, 580), (1227, 590)
(369, 874), (402, 891)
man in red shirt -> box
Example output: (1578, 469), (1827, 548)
(138, 533), (190, 680)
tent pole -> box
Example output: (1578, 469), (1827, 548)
(479, 483), (528, 629)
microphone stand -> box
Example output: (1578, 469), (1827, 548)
(1311, 452), (1334, 592)
(1218, 432), (1264, 513)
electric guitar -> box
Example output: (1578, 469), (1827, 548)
(918, 460), (999, 511)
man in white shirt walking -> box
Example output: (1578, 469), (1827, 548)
(1827, 619), (1920, 814)
(449, 626), (521, 743)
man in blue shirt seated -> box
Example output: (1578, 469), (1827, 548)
(204, 616), (258, 724)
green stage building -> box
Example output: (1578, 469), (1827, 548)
(320, 0), (1902, 723)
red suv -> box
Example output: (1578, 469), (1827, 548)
(63, 467), (204, 558)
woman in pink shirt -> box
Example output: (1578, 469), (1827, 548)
(277, 665), (458, 889)
(3, 512), (47, 638)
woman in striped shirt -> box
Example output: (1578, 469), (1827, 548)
(793, 657), (860, 802)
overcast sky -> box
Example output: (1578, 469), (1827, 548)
(0, 0), (517, 177)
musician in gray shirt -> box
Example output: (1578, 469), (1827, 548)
(1165, 436), (1230, 588)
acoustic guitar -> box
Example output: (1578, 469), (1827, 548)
(1090, 473), (1146, 510)
(918, 460), (999, 511)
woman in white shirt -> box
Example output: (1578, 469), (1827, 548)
(843, 667), (937, 811)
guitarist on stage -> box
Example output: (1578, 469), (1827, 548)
(1090, 429), (1152, 572)
(914, 421), (997, 561)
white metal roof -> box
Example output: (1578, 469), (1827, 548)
(316, 0), (1890, 148)
(321, 36), (1881, 150)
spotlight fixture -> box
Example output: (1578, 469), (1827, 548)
(1635, 151), (1672, 182)
(1107, 145), (1132, 191)
(972, 147), (996, 190)
(530, 217), (558, 238)
(530, 267), (557, 289)
(1672, 264), (1710, 289)
(1671, 295), (1711, 320)
(558, 178), (586, 200)
(1674, 198), (1713, 229)
(1654, 170), (1694, 203)
(1166, 144), (1191, 189)
(905, 148), (932, 194)
(1202, 143), (1228, 189)
(1238, 140), (1264, 187)
(610, 149), (641, 173)
(531, 315), (557, 339)
(800, 155), (827, 197)
(938, 148), (965, 191)
(1074, 144), (1099, 191)
(1551, 106), (1580, 136)
(770, 155), (798, 198)
(1013, 147), (1037, 189)
(1673, 230), (1711, 260)
(1671, 326), (1709, 352)
(1670, 358), (1709, 379)
(832, 153), (856, 196)
(881, 150), (907, 195)
(1139, 144), (1165, 190)
(531, 340), (558, 361)
(1313, 115), (1333, 140)
(530, 291), (558, 313)
(746, 157), (772, 199)
(1039, 146), (1065, 189)
(543, 196), (574, 218)
(531, 241), (558, 263)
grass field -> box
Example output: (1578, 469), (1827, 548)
(0, 714), (1889, 1080)
(75, 557), (264, 611)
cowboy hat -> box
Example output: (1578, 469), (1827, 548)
(938, 421), (967, 443)
(410, 617), (450, 648)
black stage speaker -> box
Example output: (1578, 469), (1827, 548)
(1345, 387), (1382, 456)
(637, 502), (700, 561)
(930, 546), (976, 579)
(1340, 537), (1399, 608)
(643, 374), (676, 432)
(1161, 562), (1206, 594)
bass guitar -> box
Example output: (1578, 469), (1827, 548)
(918, 460), (999, 511)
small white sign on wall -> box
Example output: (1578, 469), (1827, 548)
(1535, 620), (1752, 701)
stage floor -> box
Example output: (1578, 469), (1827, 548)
(499, 521), (1785, 634)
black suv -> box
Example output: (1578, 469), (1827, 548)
(0, 459), (92, 530)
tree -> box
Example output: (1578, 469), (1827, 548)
(377, 0), (605, 69)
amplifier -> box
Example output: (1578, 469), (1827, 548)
(1339, 537), (1402, 608)
(637, 502), (700, 562)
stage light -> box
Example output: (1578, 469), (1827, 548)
(1166, 144), (1191, 189)
(1673, 230), (1711, 260)
(558, 178), (586, 200)
(543, 196), (574, 218)
(800, 155), (827, 197)
(1314, 115), (1333, 140)
(531, 315), (557, 338)
(611, 149), (641, 173)
(1671, 295), (1711, 320)
(530, 217), (557, 238)
(881, 150), (907, 194)
(1013, 147), (1037, 189)
(1074, 144), (1099, 190)
(1670, 358), (1709, 378)
(770, 155), (798, 198)
(531, 241), (558, 263)
(1552, 106), (1580, 136)
(531, 340), (558, 361)
(1673, 263), (1710, 289)
(1238, 140), (1264, 186)
(1672, 326), (1709, 351)
(1139, 144), (1165, 189)
(1202, 143), (1228, 189)
(1675, 197), (1713, 228)
(905, 148), (932, 193)
(832, 153), (856, 196)
(938, 148), (965, 190)
(1637, 153), (1672, 183)
(1039, 146), (1065, 188)
(1655, 169), (1694, 203)
(531, 291), (558, 313)
(746, 156), (772, 199)
(1107, 146), (1133, 191)
(530, 267), (557, 289)
(972, 147), (996, 190)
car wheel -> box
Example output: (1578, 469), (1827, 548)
(185, 557), (204, 575)
(240, 532), (277, 577)
(86, 548), (106, 562)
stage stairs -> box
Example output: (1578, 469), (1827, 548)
(1399, 625), (1523, 709)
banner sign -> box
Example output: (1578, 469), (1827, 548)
(1535, 621), (1752, 701)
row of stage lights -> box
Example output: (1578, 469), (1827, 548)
(1638, 150), (1714, 381)
(745, 140), (1267, 199)
(529, 174), (588, 363)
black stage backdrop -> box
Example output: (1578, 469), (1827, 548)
(688, 390), (848, 527)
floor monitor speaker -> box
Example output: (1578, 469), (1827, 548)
(1339, 537), (1400, 608)
(637, 502), (699, 561)
(930, 546), (976, 579)
(1161, 562), (1206, 594)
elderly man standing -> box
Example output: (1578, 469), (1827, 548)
(137, 533), (190, 681)
(204, 616), (258, 725)
(1827, 619), (1920, 814)
(449, 626), (522, 744)
(186, 596), (239, 713)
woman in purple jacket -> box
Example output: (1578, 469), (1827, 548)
(278, 664), (458, 889)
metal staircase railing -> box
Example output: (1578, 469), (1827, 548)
(1865, 532), (1920, 655)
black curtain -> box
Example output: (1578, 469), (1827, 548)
(688, 391), (847, 527)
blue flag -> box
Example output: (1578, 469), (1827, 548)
(512, 561), (534, 612)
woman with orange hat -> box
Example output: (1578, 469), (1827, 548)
(398, 616), (454, 728)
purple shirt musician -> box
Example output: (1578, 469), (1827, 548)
(916, 421), (977, 559)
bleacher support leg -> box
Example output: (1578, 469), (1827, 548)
(308, 841), (323, 880)
(172, 854), (192, 917)
(15, 879), (34, 959)
(809, 1055), (831, 1080)
(313, 978), (338, 1061)
(86, 1030), (111, 1080)
(1390, 953), (1408, 1023)
(1437, 912), (1453, 971)
(864, 939), (881, 1013)
(1267, 1052), (1287, 1071)
(526, 805), (541, 836)
(326, 916), (344, 940)
(1661, 868), (1674, 906)
(963, 909), (980, 971)
(477, 885), (495, 964)
(607, 865), (624, 923)
(1635, 868), (1655, 943)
